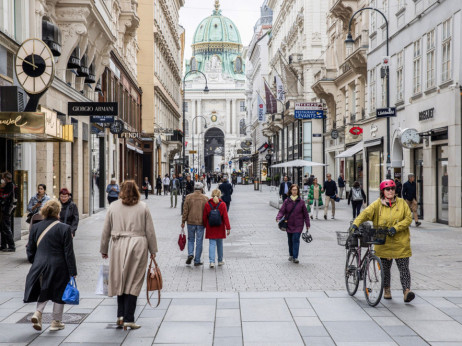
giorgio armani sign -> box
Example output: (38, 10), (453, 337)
(68, 102), (118, 116)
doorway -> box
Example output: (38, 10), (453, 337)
(204, 128), (225, 173)
(436, 145), (448, 224)
(414, 148), (424, 219)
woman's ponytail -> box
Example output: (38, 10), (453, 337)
(211, 189), (221, 204)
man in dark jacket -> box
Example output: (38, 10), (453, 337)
(58, 188), (79, 237)
(402, 174), (421, 226)
(279, 176), (292, 202)
(184, 174), (194, 195)
(170, 174), (180, 208)
(338, 174), (345, 199)
(323, 173), (338, 220)
(394, 177), (403, 198)
(219, 177), (233, 211)
(0, 172), (16, 252)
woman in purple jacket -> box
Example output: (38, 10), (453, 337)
(276, 184), (310, 263)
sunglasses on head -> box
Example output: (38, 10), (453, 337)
(384, 187), (396, 191)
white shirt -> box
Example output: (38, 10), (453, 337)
(163, 177), (170, 185)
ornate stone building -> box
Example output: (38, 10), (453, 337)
(265, 0), (328, 184)
(184, 1), (247, 175)
(138, 0), (184, 178)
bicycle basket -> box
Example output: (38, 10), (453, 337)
(336, 231), (349, 246)
(361, 227), (388, 246)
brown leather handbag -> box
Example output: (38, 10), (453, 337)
(146, 258), (162, 307)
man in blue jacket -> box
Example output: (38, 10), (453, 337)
(402, 173), (421, 227)
(279, 176), (292, 202)
(219, 177), (233, 211)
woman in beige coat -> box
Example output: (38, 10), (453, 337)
(100, 180), (157, 330)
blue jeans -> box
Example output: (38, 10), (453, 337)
(287, 232), (302, 259)
(209, 239), (223, 263)
(187, 225), (204, 263)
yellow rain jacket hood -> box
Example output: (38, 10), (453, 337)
(353, 197), (413, 258)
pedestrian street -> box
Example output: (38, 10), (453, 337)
(1, 185), (462, 345)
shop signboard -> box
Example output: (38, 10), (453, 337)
(294, 102), (324, 119)
(345, 124), (363, 144)
(376, 107), (396, 118)
(91, 115), (114, 123)
(68, 102), (118, 116)
(418, 108), (434, 121)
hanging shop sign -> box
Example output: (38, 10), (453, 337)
(90, 115), (114, 123)
(418, 108), (434, 121)
(110, 120), (124, 135)
(68, 102), (118, 116)
(349, 126), (363, 136)
(376, 107), (396, 118)
(294, 102), (324, 119)
(119, 132), (141, 139)
(312, 133), (322, 137)
(331, 129), (339, 139)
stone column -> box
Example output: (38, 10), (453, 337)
(233, 99), (238, 136)
(226, 99), (231, 134)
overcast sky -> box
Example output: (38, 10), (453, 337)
(179, 0), (262, 62)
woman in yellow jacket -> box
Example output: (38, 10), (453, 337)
(352, 179), (415, 303)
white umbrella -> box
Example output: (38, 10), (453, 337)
(270, 159), (327, 168)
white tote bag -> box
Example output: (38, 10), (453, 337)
(95, 263), (109, 295)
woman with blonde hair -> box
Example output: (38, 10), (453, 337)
(24, 199), (77, 331)
(203, 189), (231, 268)
(100, 180), (158, 330)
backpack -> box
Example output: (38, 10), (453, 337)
(352, 188), (363, 201)
(208, 202), (222, 227)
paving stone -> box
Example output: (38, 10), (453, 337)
(298, 325), (329, 337)
(63, 322), (128, 343)
(164, 304), (215, 322)
(405, 320), (462, 342)
(392, 336), (429, 346)
(213, 337), (243, 346)
(323, 321), (394, 343)
(28, 336), (66, 346)
(217, 299), (239, 309)
(372, 316), (406, 326)
(293, 316), (323, 326)
(154, 322), (214, 344)
(213, 326), (242, 337)
(285, 297), (311, 309)
(386, 303), (452, 321)
(122, 336), (154, 346)
(0, 323), (39, 343)
(309, 297), (371, 321)
(240, 298), (292, 322)
(291, 308), (317, 317)
(302, 337), (336, 346)
(83, 305), (141, 323)
(382, 325), (417, 336)
(242, 321), (304, 344)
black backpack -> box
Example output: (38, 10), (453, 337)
(208, 202), (222, 227)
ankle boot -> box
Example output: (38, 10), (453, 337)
(31, 311), (42, 331)
(384, 287), (392, 299)
(123, 322), (141, 330)
(404, 289), (415, 303)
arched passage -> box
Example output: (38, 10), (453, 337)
(204, 127), (225, 173)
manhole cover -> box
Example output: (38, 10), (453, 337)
(17, 313), (88, 324)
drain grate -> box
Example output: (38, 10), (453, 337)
(17, 313), (88, 324)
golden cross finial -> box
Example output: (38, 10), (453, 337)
(215, 0), (220, 12)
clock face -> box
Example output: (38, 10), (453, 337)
(401, 129), (420, 148)
(15, 38), (54, 95)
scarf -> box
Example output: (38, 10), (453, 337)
(290, 195), (298, 201)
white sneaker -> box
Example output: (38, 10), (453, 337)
(49, 320), (65, 331)
(210, 262), (215, 268)
(218, 260), (225, 266)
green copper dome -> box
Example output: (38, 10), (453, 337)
(193, 12), (242, 45)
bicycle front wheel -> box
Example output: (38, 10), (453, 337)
(363, 255), (384, 307)
(345, 250), (359, 296)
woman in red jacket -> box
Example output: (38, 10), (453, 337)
(203, 189), (231, 268)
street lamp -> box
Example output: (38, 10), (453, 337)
(345, 7), (391, 179)
(182, 69), (209, 209)
(192, 115), (208, 179)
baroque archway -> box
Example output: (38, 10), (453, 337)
(204, 127), (225, 173)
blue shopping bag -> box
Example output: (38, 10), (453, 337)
(62, 277), (80, 305)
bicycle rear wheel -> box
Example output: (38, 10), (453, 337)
(363, 255), (384, 307)
(345, 250), (359, 296)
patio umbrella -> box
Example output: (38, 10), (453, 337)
(270, 159), (327, 168)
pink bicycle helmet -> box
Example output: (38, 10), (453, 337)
(379, 179), (396, 191)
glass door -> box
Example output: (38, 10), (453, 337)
(437, 146), (449, 224)
(414, 148), (424, 219)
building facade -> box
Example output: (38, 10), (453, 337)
(266, 0), (328, 185)
(138, 0), (184, 180)
(184, 1), (247, 176)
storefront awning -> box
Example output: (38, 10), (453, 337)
(126, 143), (143, 154)
(336, 141), (363, 158)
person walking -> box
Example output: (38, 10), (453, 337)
(181, 182), (209, 266)
(279, 176), (292, 202)
(170, 174), (180, 208)
(394, 177), (403, 198)
(100, 180), (157, 330)
(402, 174), (421, 227)
(218, 176), (233, 211)
(184, 175), (194, 195)
(203, 189), (231, 268)
(58, 188), (79, 237)
(323, 173), (338, 220)
(276, 184), (310, 264)
(27, 184), (51, 221)
(106, 179), (120, 204)
(155, 175), (162, 196)
(24, 199), (77, 331)
(338, 174), (345, 199)
(303, 174), (310, 191)
(348, 181), (366, 219)
(232, 175), (237, 188)
(308, 178), (323, 220)
(206, 173), (212, 191)
(352, 179), (415, 303)
(0, 172), (16, 252)
(162, 175), (170, 195)
(142, 177), (151, 200)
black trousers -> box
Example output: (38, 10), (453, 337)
(352, 201), (362, 218)
(108, 197), (118, 204)
(117, 294), (138, 322)
(156, 188), (162, 195)
(0, 212), (15, 249)
(282, 194), (288, 202)
(225, 201), (230, 211)
(144, 190), (149, 199)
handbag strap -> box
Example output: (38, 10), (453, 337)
(37, 220), (60, 247)
(63, 204), (70, 224)
(146, 258), (161, 308)
(285, 200), (300, 221)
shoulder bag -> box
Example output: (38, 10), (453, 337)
(278, 200), (300, 231)
(37, 220), (60, 246)
(146, 258), (162, 307)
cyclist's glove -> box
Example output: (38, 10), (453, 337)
(350, 224), (359, 233)
(388, 227), (396, 237)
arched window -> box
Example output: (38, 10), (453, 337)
(190, 57), (197, 71)
(234, 57), (243, 73)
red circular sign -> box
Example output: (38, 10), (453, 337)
(349, 126), (363, 136)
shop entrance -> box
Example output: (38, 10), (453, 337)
(414, 148), (424, 219)
(436, 145), (448, 224)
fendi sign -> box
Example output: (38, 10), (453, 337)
(119, 132), (141, 139)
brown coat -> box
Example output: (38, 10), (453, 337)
(100, 200), (157, 297)
(182, 190), (209, 225)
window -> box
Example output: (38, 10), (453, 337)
(234, 57), (243, 73)
(183, 101), (188, 112)
(190, 57), (197, 71)
(426, 29), (435, 89)
(370, 0), (377, 33)
(397, 0), (404, 10)
(369, 67), (376, 112)
(413, 39), (421, 94)
(240, 101), (245, 112)
(442, 18), (451, 82)
(396, 51), (404, 101)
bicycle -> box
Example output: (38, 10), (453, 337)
(336, 224), (389, 307)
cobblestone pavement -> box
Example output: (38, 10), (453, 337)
(1, 185), (462, 345)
